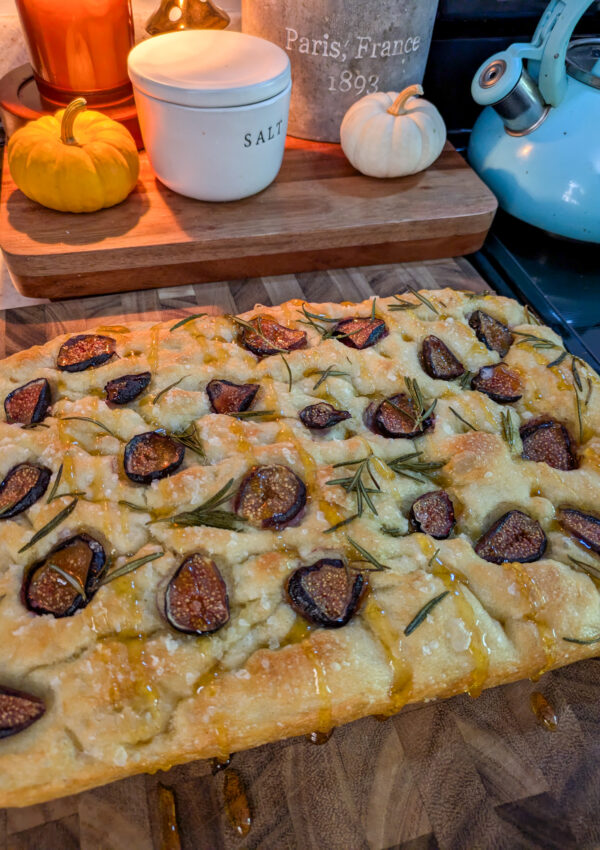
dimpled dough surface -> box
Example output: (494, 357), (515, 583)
(0, 289), (599, 807)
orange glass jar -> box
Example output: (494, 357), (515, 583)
(15, 0), (134, 108)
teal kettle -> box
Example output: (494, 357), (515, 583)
(468, 0), (600, 242)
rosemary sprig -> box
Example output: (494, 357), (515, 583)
(524, 305), (542, 326)
(281, 354), (292, 393)
(118, 500), (150, 513)
(569, 555), (600, 581)
(347, 537), (390, 572)
(449, 406), (478, 432)
(47, 564), (87, 600)
(296, 305), (366, 342)
(229, 409), (276, 420)
(371, 298), (377, 319)
(18, 498), (78, 553)
(101, 551), (164, 586)
(461, 290), (482, 299)
(381, 525), (408, 538)
(501, 409), (519, 453)
(563, 635), (600, 646)
(459, 370), (475, 390)
(572, 357), (585, 442)
(403, 377), (437, 429)
(229, 315), (288, 353)
(21, 423), (50, 430)
(327, 456), (381, 519)
(46, 464), (63, 503)
(585, 377), (593, 407)
(169, 313), (207, 332)
(428, 548), (441, 567)
(388, 294), (419, 312)
(386, 451), (445, 483)
(312, 366), (350, 390)
(513, 331), (562, 351)
(60, 417), (117, 438)
(324, 513), (359, 534)
(388, 286), (439, 315)
(153, 377), (184, 404)
(168, 479), (243, 530)
(572, 357), (583, 392)
(171, 423), (206, 458)
(547, 350), (568, 369)
(404, 591), (449, 636)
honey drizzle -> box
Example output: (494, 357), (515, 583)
(418, 537), (490, 698)
(222, 769), (252, 838)
(195, 666), (230, 760)
(530, 691), (558, 731)
(282, 618), (332, 733)
(363, 595), (412, 714)
(505, 564), (557, 678)
(306, 729), (333, 745)
(157, 784), (182, 850)
(148, 325), (161, 372)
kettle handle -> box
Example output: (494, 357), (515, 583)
(533, 0), (595, 105)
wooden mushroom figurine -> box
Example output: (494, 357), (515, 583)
(340, 85), (447, 178)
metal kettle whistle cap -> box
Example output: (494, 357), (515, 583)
(472, 0), (596, 134)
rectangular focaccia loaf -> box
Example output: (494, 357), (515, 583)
(0, 288), (599, 807)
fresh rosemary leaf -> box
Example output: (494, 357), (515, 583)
(449, 406), (477, 432)
(60, 416), (116, 438)
(47, 563), (87, 600)
(153, 377), (184, 403)
(569, 555), (600, 581)
(229, 409), (276, 420)
(524, 305), (542, 325)
(572, 356), (583, 392)
(404, 590), (449, 636)
(371, 297), (377, 320)
(118, 500), (150, 512)
(168, 479), (243, 530)
(18, 498), (78, 553)
(49, 490), (85, 504)
(459, 370), (475, 390)
(21, 422), (50, 430)
(229, 315), (289, 353)
(403, 377), (437, 429)
(281, 354), (292, 392)
(347, 536), (390, 571)
(501, 409), (519, 453)
(386, 451), (445, 482)
(572, 361), (585, 442)
(324, 513), (359, 534)
(388, 294), (420, 312)
(585, 377), (593, 407)
(327, 457), (380, 518)
(410, 287), (440, 315)
(169, 313), (207, 332)
(428, 548), (441, 567)
(381, 525), (408, 538)
(171, 423), (206, 458)
(46, 463), (63, 503)
(312, 366), (350, 390)
(101, 551), (164, 586)
(513, 331), (561, 351)
(563, 635), (600, 646)
(547, 350), (568, 369)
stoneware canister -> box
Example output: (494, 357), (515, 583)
(242, 0), (440, 142)
(128, 30), (291, 201)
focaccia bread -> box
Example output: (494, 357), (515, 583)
(1, 288), (599, 808)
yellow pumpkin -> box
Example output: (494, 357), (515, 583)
(7, 98), (140, 213)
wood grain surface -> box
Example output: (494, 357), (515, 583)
(1, 258), (599, 850)
(0, 139), (497, 299)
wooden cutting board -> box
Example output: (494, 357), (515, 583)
(0, 139), (497, 301)
(1, 258), (599, 850)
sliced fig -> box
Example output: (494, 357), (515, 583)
(0, 686), (45, 739)
(234, 464), (306, 528)
(520, 418), (578, 471)
(23, 534), (107, 618)
(410, 490), (455, 539)
(206, 379), (260, 414)
(240, 316), (307, 357)
(471, 364), (523, 404)
(4, 378), (51, 425)
(57, 334), (116, 373)
(332, 317), (388, 350)
(420, 336), (465, 381)
(372, 393), (434, 439)
(558, 508), (600, 555)
(469, 311), (514, 357)
(286, 559), (366, 628)
(105, 372), (151, 405)
(299, 402), (351, 430)
(475, 510), (546, 564)
(165, 554), (229, 635)
(0, 464), (51, 519)
(124, 432), (185, 484)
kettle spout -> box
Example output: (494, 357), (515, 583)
(472, 52), (549, 136)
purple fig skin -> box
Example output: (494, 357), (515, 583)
(4, 378), (51, 425)
(165, 554), (230, 636)
(558, 508), (600, 555)
(0, 464), (51, 519)
(287, 559), (367, 628)
(299, 403), (351, 430)
(475, 510), (546, 564)
(468, 311), (514, 358)
(370, 394), (434, 439)
(332, 317), (388, 350)
(235, 464), (306, 529)
(0, 686), (45, 739)
(57, 335), (117, 372)
(240, 316), (307, 357)
(105, 372), (151, 405)
(420, 336), (465, 381)
(520, 418), (578, 471)
(471, 364), (523, 404)
(206, 380), (260, 414)
(410, 490), (455, 540)
(124, 432), (185, 484)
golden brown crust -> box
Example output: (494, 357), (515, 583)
(0, 289), (599, 807)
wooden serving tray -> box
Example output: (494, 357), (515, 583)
(0, 139), (497, 300)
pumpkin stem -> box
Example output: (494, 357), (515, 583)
(60, 97), (88, 146)
(387, 84), (424, 117)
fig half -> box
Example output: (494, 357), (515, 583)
(410, 490), (455, 539)
(105, 372), (151, 405)
(165, 554), (229, 635)
(0, 686), (45, 739)
(469, 311), (514, 358)
(124, 432), (185, 484)
(235, 464), (306, 528)
(4, 378), (51, 425)
(0, 463), (51, 519)
(420, 336), (465, 381)
(23, 534), (107, 618)
(240, 316), (307, 357)
(57, 334), (116, 372)
(287, 559), (366, 628)
(299, 403), (351, 430)
(332, 317), (388, 350)
(520, 418), (578, 471)
(206, 380), (259, 414)
(471, 364), (523, 404)
(558, 508), (600, 555)
(475, 510), (546, 564)
(372, 393), (434, 439)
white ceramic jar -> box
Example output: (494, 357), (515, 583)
(128, 30), (291, 201)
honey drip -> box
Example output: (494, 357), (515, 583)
(306, 729), (333, 745)
(302, 640), (332, 734)
(148, 325), (161, 372)
(195, 666), (229, 760)
(506, 564), (557, 678)
(276, 424), (317, 491)
(530, 691), (558, 731)
(211, 755), (232, 774)
(363, 596), (412, 714)
(222, 769), (252, 838)
(157, 784), (182, 850)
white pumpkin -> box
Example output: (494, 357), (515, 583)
(340, 85), (447, 178)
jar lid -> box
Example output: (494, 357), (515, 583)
(128, 30), (291, 108)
